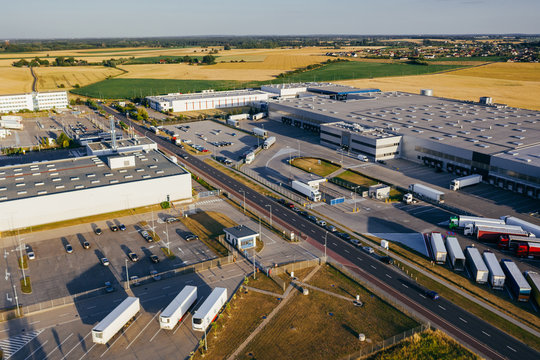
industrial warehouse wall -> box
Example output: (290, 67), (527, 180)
(0, 173), (192, 231)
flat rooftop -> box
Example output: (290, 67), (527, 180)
(323, 121), (398, 140)
(0, 149), (187, 203)
(271, 91), (540, 155)
(147, 89), (267, 102)
(307, 84), (381, 95)
(86, 136), (155, 152)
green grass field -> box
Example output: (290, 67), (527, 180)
(125, 55), (205, 64)
(72, 61), (468, 99)
(70, 78), (243, 99)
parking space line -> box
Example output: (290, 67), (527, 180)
(78, 344), (96, 360)
(100, 315), (140, 357)
(126, 310), (162, 349)
(61, 331), (91, 360)
(44, 332), (73, 359)
(149, 328), (161, 342)
(23, 340), (48, 360)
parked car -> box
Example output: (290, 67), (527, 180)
(325, 224), (337, 232)
(299, 211), (308, 217)
(140, 230), (153, 242)
(350, 239), (360, 246)
(118, 224), (126, 231)
(338, 232), (351, 241)
(425, 290), (440, 300)
(94, 227), (102, 235)
(150, 255), (160, 263)
(128, 252), (139, 262)
(110, 225), (119, 232)
(130, 276), (141, 286)
(362, 246), (374, 254)
(307, 215), (317, 223)
(104, 281), (115, 293)
(185, 233), (199, 241)
(65, 244), (73, 254)
(316, 219), (327, 227)
(166, 217), (178, 224)
(27, 251), (35, 260)
(379, 256), (394, 264)
(101, 257), (110, 266)
(150, 270), (161, 281)
(82, 241), (91, 249)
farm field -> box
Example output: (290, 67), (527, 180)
(338, 62), (540, 110)
(33, 66), (123, 91)
(0, 66), (33, 94)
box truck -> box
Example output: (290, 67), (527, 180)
(408, 184), (444, 204)
(253, 127), (268, 138)
(292, 180), (321, 202)
(500, 259), (531, 302)
(450, 174), (482, 191)
(430, 232), (447, 264)
(445, 236), (465, 271)
(448, 215), (505, 230)
(92, 297), (140, 344)
(160, 286), (197, 330)
(464, 224), (528, 240)
(465, 246), (489, 284)
(482, 251), (505, 290)
(501, 216), (540, 238)
(192, 287), (228, 332)
(524, 271), (540, 307)
(263, 136), (276, 149)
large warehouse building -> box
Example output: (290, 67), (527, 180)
(146, 89), (269, 113)
(0, 138), (192, 231)
(0, 91), (68, 113)
(268, 90), (540, 199)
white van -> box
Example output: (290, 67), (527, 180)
(357, 154), (369, 162)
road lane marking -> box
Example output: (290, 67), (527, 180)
(419, 294), (426, 299)
(344, 250), (349, 253)
(126, 310), (162, 349)
(87, 306), (96, 310)
(29, 320), (40, 325)
(163, 286), (171, 289)
(401, 284), (408, 288)
(506, 346), (517, 352)
(370, 265), (376, 269)
(438, 305), (446, 310)
(23, 340), (48, 360)
(459, 317), (467, 323)
(482, 331), (491, 337)
(385, 274), (392, 278)
(356, 257), (362, 261)
(44, 332), (73, 359)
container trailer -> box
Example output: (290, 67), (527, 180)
(497, 234), (537, 250)
(253, 127), (268, 138)
(500, 259), (531, 302)
(524, 271), (540, 307)
(482, 251), (506, 290)
(192, 287), (228, 332)
(501, 216), (540, 238)
(448, 215), (505, 230)
(292, 180), (321, 202)
(263, 136), (276, 149)
(445, 236), (465, 271)
(464, 246), (489, 284)
(464, 224), (528, 240)
(450, 174), (482, 191)
(92, 297), (140, 344)
(408, 183), (445, 204)
(430, 232), (447, 264)
(160, 286), (197, 330)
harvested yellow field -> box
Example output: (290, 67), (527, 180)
(338, 64), (540, 111)
(0, 66), (33, 94)
(33, 66), (123, 91)
(450, 62), (540, 82)
(119, 64), (279, 81)
(212, 54), (330, 70)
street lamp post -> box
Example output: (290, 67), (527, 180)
(125, 259), (130, 290)
(265, 204), (272, 227)
(13, 285), (20, 317)
(239, 190), (246, 213)
(324, 231), (328, 261)
(17, 231), (26, 286)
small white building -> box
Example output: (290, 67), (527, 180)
(224, 225), (259, 250)
(369, 184), (391, 199)
(0, 91), (68, 113)
(0, 115), (23, 130)
(146, 89), (268, 113)
(261, 83), (308, 98)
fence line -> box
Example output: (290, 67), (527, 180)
(238, 167), (308, 205)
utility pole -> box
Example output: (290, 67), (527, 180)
(13, 285), (20, 317)
(151, 208), (155, 235)
(125, 259), (130, 290)
(165, 221), (170, 253)
(265, 204), (272, 227)
(17, 231), (26, 286)
(240, 190), (246, 213)
(324, 231), (328, 261)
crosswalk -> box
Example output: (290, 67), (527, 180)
(0, 329), (43, 359)
(197, 198), (224, 206)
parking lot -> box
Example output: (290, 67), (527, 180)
(161, 120), (259, 162)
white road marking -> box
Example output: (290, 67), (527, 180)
(126, 311), (162, 349)
(506, 346), (517, 352)
(0, 329), (43, 359)
(163, 286), (171, 290)
(344, 249), (350, 253)
(23, 340), (48, 360)
(149, 328), (161, 342)
(385, 274), (392, 278)
(370, 265), (376, 269)
(78, 344), (96, 360)
(356, 257), (362, 261)
(61, 331), (92, 360)
(401, 283), (408, 288)
(459, 317), (467, 323)
(100, 315), (140, 357)
(438, 305), (446, 310)
(419, 294), (426, 299)
(29, 320), (40, 325)
(87, 306), (96, 310)
(482, 331), (491, 337)
(44, 332), (73, 359)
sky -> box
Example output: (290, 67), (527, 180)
(1, 0), (539, 39)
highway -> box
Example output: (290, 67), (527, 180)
(104, 106), (539, 360)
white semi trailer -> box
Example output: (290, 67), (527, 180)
(160, 286), (198, 330)
(450, 174), (482, 191)
(502, 216), (540, 238)
(448, 215), (505, 230)
(292, 180), (321, 202)
(92, 297), (140, 344)
(465, 246), (489, 284)
(408, 183), (445, 204)
(430, 232), (447, 264)
(253, 127), (268, 138)
(192, 287), (228, 332)
(482, 251), (506, 290)
(263, 136), (276, 149)
(445, 236), (465, 271)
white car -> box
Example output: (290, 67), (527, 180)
(362, 246), (374, 254)
(27, 251), (36, 260)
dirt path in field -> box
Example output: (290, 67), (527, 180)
(30, 66), (38, 91)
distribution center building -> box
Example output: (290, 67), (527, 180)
(146, 89), (269, 113)
(0, 139), (192, 231)
(0, 91), (68, 113)
(268, 89), (540, 199)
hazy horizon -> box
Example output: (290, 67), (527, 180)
(1, 0), (539, 39)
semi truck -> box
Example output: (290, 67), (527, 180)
(501, 216), (540, 238)
(449, 174), (482, 191)
(445, 236), (465, 271)
(160, 286), (197, 330)
(497, 234), (538, 250)
(482, 251), (506, 290)
(464, 246), (489, 284)
(463, 224), (528, 240)
(192, 287), (228, 332)
(292, 180), (321, 202)
(515, 242), (540, 258)
(263, 136), (276, 149)
(253, 127), (268, 138)
(430, 232), (447, 264)
(524, 271), (540, 307)
(500, 259), (531, 302)
(408, 184), (444, 204)
(92, 297), (140, 344)
(244, 152), (255, 164)
(448, 215), (505, 230)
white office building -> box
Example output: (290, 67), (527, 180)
(146, 89), (268, 113)
(0, 91), (68, 113)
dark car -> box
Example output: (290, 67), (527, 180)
(150, 255), (160, 263)
(379, 256), (394, 265)
(94, 227), (102, 235)
(307, 215), (317, 223)
(128, 252), (139, 262)
(185, 233), (199, 241)
(110, 225), (119, 232)
(377, 160), (387, 165)
(299, 211), (308, 217)
(338, 232), (351, 241)
(325, 224), (337, 232)
(119, 224), (126, 231)
(426, 290), (440, 300)
(286, 203), (295, 209)
(104, 281), (115, 293)
(82, 241), (91, 249)
(65, 244), (73, 253)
